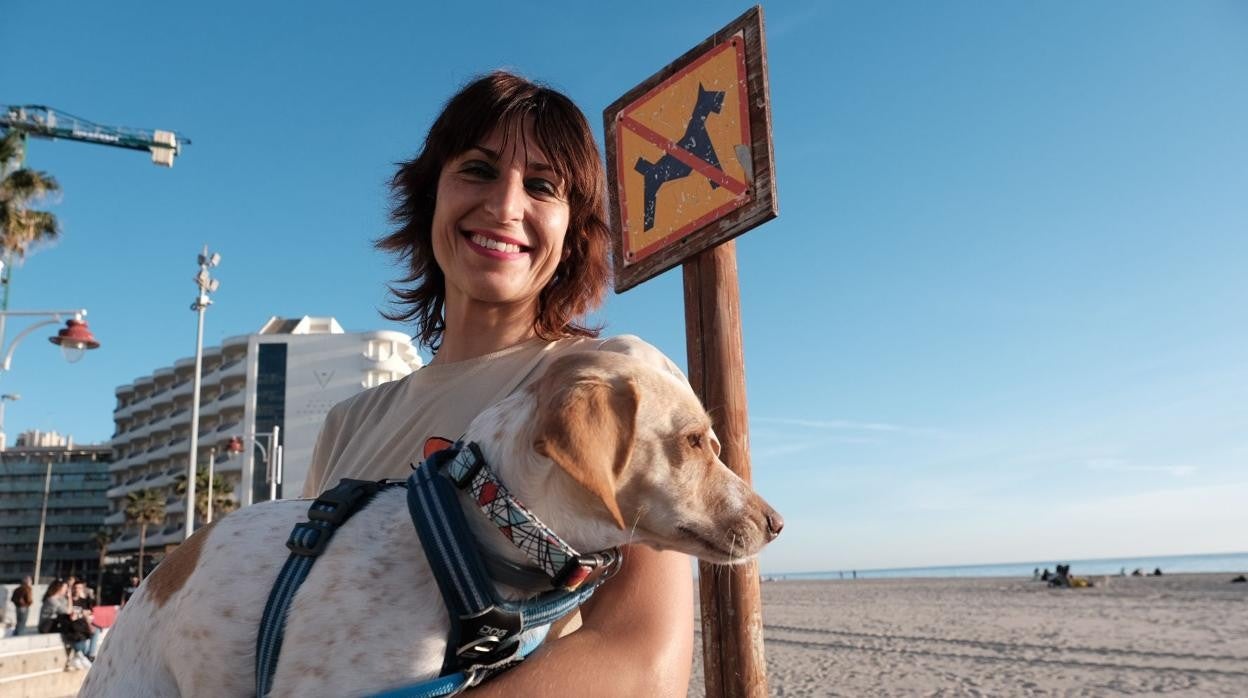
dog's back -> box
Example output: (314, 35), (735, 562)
(80, 500), (310, 697)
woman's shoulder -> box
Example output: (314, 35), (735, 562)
(321, 371), (417, 431)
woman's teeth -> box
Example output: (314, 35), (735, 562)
(471, 233), (523, 254)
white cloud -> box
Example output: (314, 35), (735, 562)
(753, 416), (951, 438)
(1085, 457), (1196, 477)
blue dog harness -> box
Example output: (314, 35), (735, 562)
(255, 443), (621, 697)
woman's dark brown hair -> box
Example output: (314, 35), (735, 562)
(378, 71), (611, 351)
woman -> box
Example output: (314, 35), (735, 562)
(38, 580), (70, 634)
(303, 72), (694, 695)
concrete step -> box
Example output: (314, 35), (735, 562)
(0, 645), (66, 680)
(0, 668), (86, 698)
(0, 634), (86, 698)
(1, 635), (65, 679)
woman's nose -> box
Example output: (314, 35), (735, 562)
(483, 171), (526, 223)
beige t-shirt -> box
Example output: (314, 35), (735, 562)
(302, 334), (684, 496)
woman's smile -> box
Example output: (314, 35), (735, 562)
(462, 229), (532, 260)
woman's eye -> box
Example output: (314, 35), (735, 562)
(526, 178), (559, 197)
(460, 161), (496, 178)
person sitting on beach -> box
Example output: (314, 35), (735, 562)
(1152, 567), (1163, 576)
(1048, 564), (1072, 588)
(1041, 568), (1051, 581)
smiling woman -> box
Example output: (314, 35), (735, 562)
(301, 71), (698, 697)
(378, 71), (611, 357)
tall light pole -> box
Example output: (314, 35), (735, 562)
(33, 453), (53, 584)
(185, 246), (220, 540)
(228, 427), (282, 502)
(0, 393), (19, 450)
(205, 446), (216, 524)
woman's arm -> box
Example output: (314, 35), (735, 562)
(468, 546), (695, 696)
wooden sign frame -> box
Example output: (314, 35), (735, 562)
(604, 5), (777, 293)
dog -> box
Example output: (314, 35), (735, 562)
(635, 83), (726, 231)
(80, 350), (782, 697)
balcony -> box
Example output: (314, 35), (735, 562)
(171, 378), (193, 399)
(216, 420), (241, 435)
(219, 356), (246, 379)
(114, 401), (139, 420)
(104, 511), (125, 526)
(199, 397), (222, 421)
(127, 419), (156, 443)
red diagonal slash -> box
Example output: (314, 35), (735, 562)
(618, 114), (747, 195)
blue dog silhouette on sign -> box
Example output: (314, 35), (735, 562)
(634, 83), (726, 231)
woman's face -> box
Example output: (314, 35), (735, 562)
(431, 118), (571, 316)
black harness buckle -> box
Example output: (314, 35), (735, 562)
(454, 605), (523, 667)
(308, 479), (382, 525)
(286, 520), (333, 557)
(286, 479), (384, 557)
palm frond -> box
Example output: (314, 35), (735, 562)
(0, 168), (60, 202)
(0, 131), (24, 170)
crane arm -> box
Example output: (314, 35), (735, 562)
(0, 104), (191, 167)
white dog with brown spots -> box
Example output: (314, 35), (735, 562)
(80, 350), (782, 697)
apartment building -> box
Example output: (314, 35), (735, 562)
(0, 436), (111, 583)
(106, 316), (421, 553)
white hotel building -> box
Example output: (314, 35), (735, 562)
(106, 316), (422, 553)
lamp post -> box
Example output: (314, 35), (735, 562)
(33, 454), (54, 584)
(185, 246), (220, 540)
(0, 309), (101, 372)
(0, 309), (100, 583)
(229, 426), (282, 501)
(205, 446), (216, 524)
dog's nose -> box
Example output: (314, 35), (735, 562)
(764, 509), (784, 540)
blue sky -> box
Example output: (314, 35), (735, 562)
(3, 1), (1245, 573)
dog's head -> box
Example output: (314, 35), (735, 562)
(530, 351), (782, 564)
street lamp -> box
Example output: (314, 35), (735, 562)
(229, 426), (282, 501)
(0, 311), (99, 583)
(185, 246), (220, 540)
(0, 309), (100, 372)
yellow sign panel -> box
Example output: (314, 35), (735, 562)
(615, 36), (753, 265)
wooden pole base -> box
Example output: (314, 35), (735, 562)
(683, 240), (768, 698)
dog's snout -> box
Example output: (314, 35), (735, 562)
(764, 508), (784, 541)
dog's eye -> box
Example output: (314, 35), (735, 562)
(687, 434), (703, 449)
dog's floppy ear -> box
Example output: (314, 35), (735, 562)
(533, 375), (639, 530)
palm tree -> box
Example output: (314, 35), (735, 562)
(0, 131), (61, 302)
(92, 528), (115, 601)
(175, 467), (237, 524)
(124, 489), (165, 578)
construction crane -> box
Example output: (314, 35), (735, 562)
(1, 104), (190, 166)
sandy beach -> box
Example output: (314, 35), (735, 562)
(689, 574), (1248, 696)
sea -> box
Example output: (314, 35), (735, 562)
(780, 551), (1248, 581)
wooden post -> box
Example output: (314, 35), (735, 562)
(683, 239), (768, 698)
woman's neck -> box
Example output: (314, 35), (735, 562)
(432, 295), (540, 365)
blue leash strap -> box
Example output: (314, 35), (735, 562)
(256, 444), (613, 697)
(255, 479), (388, 697)
(407, 445), (604, 682)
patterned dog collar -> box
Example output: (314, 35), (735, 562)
(439, 442), (621, 591)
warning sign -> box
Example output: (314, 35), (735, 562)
(604, 7), (776, 292)
(618, 38), (752, 261)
